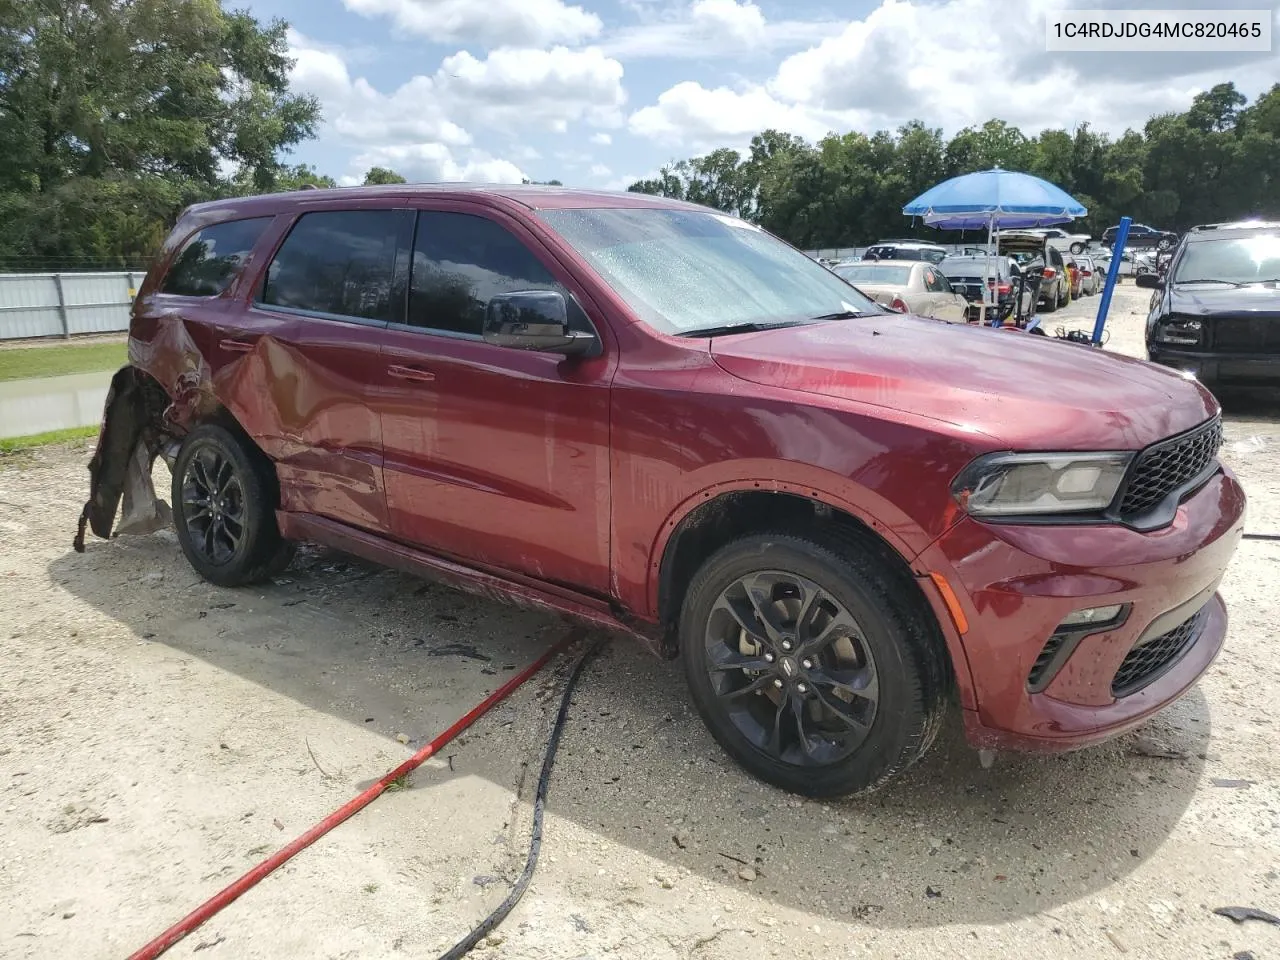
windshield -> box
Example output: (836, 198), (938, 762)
(538, 207), (882, 334)
(833, 263), (912, 285)
(1174, 233), (1280, 284)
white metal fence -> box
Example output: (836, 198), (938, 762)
(0, 272), (144, 340)
(804, 243), (990, 261)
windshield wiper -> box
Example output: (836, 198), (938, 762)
(675, 320), (805, 338)
(1176, 278), (1243, 286)
(808, 309), (865, 322)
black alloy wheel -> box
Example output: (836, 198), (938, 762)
(680, 533), (949, 796)
(704, 570), (880, 768)
(182, 445), (246, 566)
(171, 423), (294, 587)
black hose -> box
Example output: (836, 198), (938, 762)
(436, 636), (604, 960)
(1243, 533), (1280, 542)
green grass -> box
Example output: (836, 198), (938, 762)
(0, 341), (127, 382)
(0, 425), (99, 454)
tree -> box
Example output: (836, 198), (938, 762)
(0, 0), (319, 192)
(0, 0), (322, 268)
(364, 167), (407, 185)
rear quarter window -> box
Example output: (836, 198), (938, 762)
(161, 217), (273, 297)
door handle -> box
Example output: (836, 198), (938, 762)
(387, 364), (436, 383)
(220, 338), (255, 353)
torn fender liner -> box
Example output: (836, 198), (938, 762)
(73, 366), (172, 553)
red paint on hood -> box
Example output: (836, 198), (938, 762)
(710, 315), (1218, 451)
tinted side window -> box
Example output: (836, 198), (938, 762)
(1050, 249), (1065, 268)
(162, 218), (272, 297)
(923, 268), (947, 292)
(261, 211), (400, 322)
(407, 211), (564, 336)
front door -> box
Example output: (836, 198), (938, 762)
(376, 206), (613, 594)
(244, 205), (413, 534)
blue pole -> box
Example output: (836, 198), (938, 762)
(1092, 216), (1131, 346)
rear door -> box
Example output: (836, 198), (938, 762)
(375, 203), (614, 593)
(243, 205), (412, 534)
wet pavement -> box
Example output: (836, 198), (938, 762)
(0, 370), (112, 439)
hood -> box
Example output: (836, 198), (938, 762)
(710, 315), (1217, 451)
(1169, 283), (1280, 316)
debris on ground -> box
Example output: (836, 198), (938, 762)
(1213, 906), (1280, 925)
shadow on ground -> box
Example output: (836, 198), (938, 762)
(51, 533), (1212, 930)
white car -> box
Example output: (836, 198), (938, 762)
(1026, 227), (1093, 255)
(1073, 254), (1102, 295)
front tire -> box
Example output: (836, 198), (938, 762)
(679, 533), (948, 797)
(172, 424), (294, 587)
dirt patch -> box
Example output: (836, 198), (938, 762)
(2, 288), (1279, 960)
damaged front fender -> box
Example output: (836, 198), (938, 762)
(73, 366), (175, 553)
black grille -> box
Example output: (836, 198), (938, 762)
(1027, 633), (1068, 690)
(1118, 418), (1222, 518)
(1213, 317), (1280, 353)
(1111, 610), (1204, 697)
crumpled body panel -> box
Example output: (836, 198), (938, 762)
(73, 365), (172, 552)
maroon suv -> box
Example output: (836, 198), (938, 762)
(78, 185), (1245, 797)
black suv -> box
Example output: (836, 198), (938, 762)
(1103, 223), (1179, 251)
(1144, 220), (1280, 389)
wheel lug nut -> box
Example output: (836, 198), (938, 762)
(801, 659), (813, 670)
(764, 652), (775, 663)
(773, 678), (784, 689)
(797, 683), (808, 694)
(781, 640), (793, 651)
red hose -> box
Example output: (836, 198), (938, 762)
(127, 628), (584, 960)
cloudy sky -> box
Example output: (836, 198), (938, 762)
(245, 0), (1280, 189)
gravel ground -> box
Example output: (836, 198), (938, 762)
(2, 284), (1279, 960)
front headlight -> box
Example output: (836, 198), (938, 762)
(952, 452), (1133, 517)
(1155, 318), (1202, 345)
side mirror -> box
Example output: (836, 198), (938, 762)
(483, 291), (596, 356)
(1135, 274), (1162, 289)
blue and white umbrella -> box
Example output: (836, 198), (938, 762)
(903, 168), (1087, 323)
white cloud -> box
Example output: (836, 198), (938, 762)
(768, 0), (1280, 134)
(602, 0), (838, 59)
(289, 32), (470, 147)
(341, 0), (601, 47)
(589, 163), (612, 177)
(438, 47), (626, 132)
(627, 0), (1280, 148)
(628, 80), (840, 148)
(688, 0), (765, 45)
(590, 132), (613, 146)
(351, 143), (526, 183)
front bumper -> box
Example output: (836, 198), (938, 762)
(1149, 346), (1280, 385)
(918, 467), (1245, 751)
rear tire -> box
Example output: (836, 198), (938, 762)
(1069, 242), (1085, 254)
(172, 424), (294, 588)
(679, 532), (949, 797)
(1058, 282), (1070, 308)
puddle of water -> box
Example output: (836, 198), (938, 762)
(0, 370), (112, 439)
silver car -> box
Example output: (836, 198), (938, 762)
(832, 260), (970, 322)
